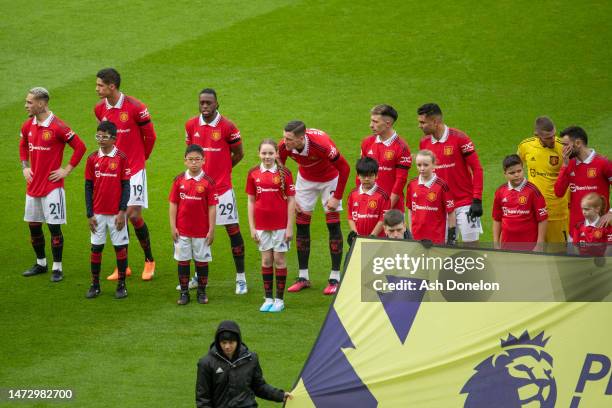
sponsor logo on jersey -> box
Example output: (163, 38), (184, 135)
(211, 130), (222, 141)
(569, 183), (597, 193)
(384, 150), (395, 161)
(502, 207), (530, 216)
(587, 168), (597, 178)
(179, 193), (202, 200)
(119, 111), (129, 122)
(95, 171), (117, 178)
(368, 200), (377, 209)
(444, 146), (454, 156)
(427, 191), (437, 202)
(460, 142), (474, 153)
(28, 143), (51, 152)
(42, 130), (52, 141)
(328, 146), (338, 159)
(549, 155), (559, 166)
(518, 195), (527, 205)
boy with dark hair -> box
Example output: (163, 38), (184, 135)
(196, 320), (292, 407)
(169, 144), (217, 305)
(493, 154), (548, 251)
(347, 157), (390, 245)
(84, 121), (130, 298)
(383, 209), (412, 239)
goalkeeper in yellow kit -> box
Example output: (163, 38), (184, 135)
(517, 116), (569, 250)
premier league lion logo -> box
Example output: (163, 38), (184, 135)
(461, 331), (556, 407)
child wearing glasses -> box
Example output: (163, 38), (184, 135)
(169, 144), (218, 305)
(84, 121), (131, 299)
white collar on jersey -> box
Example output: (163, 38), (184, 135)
(105, 93), (125, 109)
(418, 174), (437, 188)
(375, 132), (398, 146)
(430, 125), (449, 144)
(507, 178), (528, 192)
(32, 112), (55, 127)
(199, 111), (221, 127)
(293, 134), (310, 156)
(359, 183), (378, 195)
(260, 163), (278, 173)
(585, 216), (601, 227)
(98, 146), (118, 158)
(576, 149), (596, 165)
(185, 170), (204, 181)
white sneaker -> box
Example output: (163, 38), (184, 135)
(269, 298), (285, 313)
(235, 280), (248, 295)
(176, 276), (198, 291)
(259, 298), (274, 312)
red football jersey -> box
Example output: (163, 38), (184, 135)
(94, 93), (156, 175)
(347, 184), (390, 236)
(572, 218), (612, 257)
(185, 113), (241, 195)
(19, 113), (86, 197)
(554, 150), (611, 236)
(245, 165), (295, 230)
(492, 179), (548, 250)
(360, 133), (412, 211)
(406, 175), (454, 244)
(169, 171), (218, 238)
(419, 127), (483, 207)
(85, 147), (130, 215)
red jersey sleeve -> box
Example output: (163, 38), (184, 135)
(169, 179), (180, 203)
(245, 171), (256, 195)
(185, 121), (192, 146)
(132, 101), (156, 159)
(379, 194), (391, 221)
(19, 122), (29, 162)
(120, 154), (130, 181)
(85, 155), (94, 181)
(442, 183), (455, 213)
(226, 122), (242, 145)
(607, 226), (612, 243)
(459, 135), (483, 200)
(406, 182), (413, 208)
(604, 157), (612, 183)
(392, 144), (411, 195)
(207, 180), (218, 206)
(532, 188), (549, 222)
(347, 190), (355, 221)
(283, 170), (295, 197)
(554, 161), (575, 197)
(331, 154), (350, 200)
(492, 188), (503, 221)
(278, 141), (288, 166)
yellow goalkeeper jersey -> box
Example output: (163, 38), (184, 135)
(517, 136), (569, 220)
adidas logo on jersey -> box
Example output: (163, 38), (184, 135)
(367, 150), (374, 155)
(413, 192), (417, 197)
(95, 163), (100, 168)
(215, 367), (224, 374)
(194, 132), (200, 138)
(353, 202), (359, 206)
(570, 172), (575, 176)
(180, 185), (185, 189)
(502, 197), (508, 203)
(102, 117), (107, 121)
(256, 178), (260, 182)
(531, 157), (536, 161)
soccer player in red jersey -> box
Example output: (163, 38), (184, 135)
(184, 89), (247, 295)
(84, 121), (131, 299)
(572, 193), (612, 257)
(417, 103), (484, 245)
(406, 150), (456, 245)
(492, 155), (548, 252)
(169, 145), (217, 305)
(359, 105), (411, 211)
(347, 157), (390, 245)
(19, 87), (86, 282)
(95, 68), (157, 281)
(278, 120), (351, 295)
(246, 139), (296, 313)
(554, 126), (612, 238)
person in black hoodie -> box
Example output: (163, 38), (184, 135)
(196, 320), (292, 407)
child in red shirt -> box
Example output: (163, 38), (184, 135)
(347, 157), (390, 245)
(492, 154), (548, 251)
(246, 139), (296, 313)
(572, 192), (612, 256)
(84, 121), (130, 299)
(169, 144), (217, 305)
(406, 150), (456, 245)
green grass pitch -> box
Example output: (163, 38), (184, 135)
(1, 1), (610, 406)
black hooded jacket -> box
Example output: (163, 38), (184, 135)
(196, 320), (285, 407)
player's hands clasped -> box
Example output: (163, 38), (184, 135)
(88, 216), (98, 233)
(325, 196), (340, 211)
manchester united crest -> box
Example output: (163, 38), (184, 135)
(109, 161), (117, 170)
(42, 130), (52, 141)
(273, 175), (281, 184)
(211, 130), (222, 141)
(587, 168), (597, 178)
(119, 111), (129, 122)
(196, 184), (205, 193)
(426, 191), (437, 202)
(384, 150), (395, 161)
(594, 230), (603, 239)
(368, 200), (377, 209)
(444, 146), (453, 156)
(518, 195), (527, 205)
(549, 155), (559, 166)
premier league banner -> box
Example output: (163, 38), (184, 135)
(287, 238), (612, 407)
